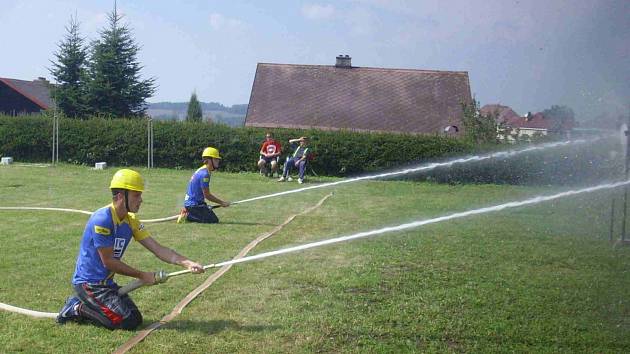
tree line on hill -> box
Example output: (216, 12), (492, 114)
(151, 95), (247, 125)
(150, 101), (247, 115)
(147, 99), (247, 127)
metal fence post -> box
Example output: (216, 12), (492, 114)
(51, 108), (59, 165)
(56, 113), (59, 164)
(622, 116), (630, 241)
(610, 197), (615, 242)
(51, 112), (55, 164)
(147, 117), (154, 168)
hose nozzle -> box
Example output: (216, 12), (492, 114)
(119, 269), (169, 295)
(154, 270), (168, 284)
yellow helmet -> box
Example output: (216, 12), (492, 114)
(202, 147), (221, 159)
(109, 169), (144, 192)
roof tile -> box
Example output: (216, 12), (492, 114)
(245, 63), (472, 134)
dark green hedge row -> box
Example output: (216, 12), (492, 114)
(0, 114), (471, 176)
(1, 114), (618, 185)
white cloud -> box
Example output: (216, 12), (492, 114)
(301, 3), (335, 20)
(208, 13), (245, 31)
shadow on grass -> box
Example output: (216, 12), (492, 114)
(219, 221), (278, 226)
(157, 319), (280, 335)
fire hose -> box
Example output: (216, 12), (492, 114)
(2, 180), (628, 318)
(120, 178), (630, 295)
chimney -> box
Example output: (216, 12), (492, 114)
(35, 77), (49, 84)
(335, 54), (352, 68)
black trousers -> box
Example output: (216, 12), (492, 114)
(73, 283), (142, 330)
(185, 204), (219, 223)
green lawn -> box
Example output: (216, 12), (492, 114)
(0, 163), (629, 353)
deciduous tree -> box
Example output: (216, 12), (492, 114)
(461, 99), (498, 144)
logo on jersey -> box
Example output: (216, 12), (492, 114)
(266, 145), (277, 154)
(113, 238), (126, 258)
(94, 225), (111, 236)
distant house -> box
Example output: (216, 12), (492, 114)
(245, 55), (473, 135)
(481, 104), (574, 142)
(479, 104), (520, 123)
(0, 77), (54, 115)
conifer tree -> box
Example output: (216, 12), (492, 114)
(186, 92), (203, 122)
(49, 15), (89, 118)
(87, 6), (155, 117)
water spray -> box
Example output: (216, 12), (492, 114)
(119, 179), (630, 295)
(1, 136), (622, 319)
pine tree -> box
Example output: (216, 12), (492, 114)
(87, 6), (155, 117)
(186, 92), (203, 122)
(49, 15), (89, 118)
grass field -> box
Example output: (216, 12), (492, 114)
(1, 163), (629, 353)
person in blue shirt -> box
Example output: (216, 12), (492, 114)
(56, 169), (205, 329)
(178, 147), (230, 224)
(278, 136), (311, 184)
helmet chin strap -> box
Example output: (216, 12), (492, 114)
(124, 190), (130, 213)
(206, 158), (217, 171)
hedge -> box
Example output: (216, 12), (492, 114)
(0, 114), (471, 176)
(1, 114), (618, 185)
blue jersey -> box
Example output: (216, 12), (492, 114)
(184, 166), (211, 207)
(72, 204), (150, 285)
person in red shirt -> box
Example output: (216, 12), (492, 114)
(257, 132), (282, 177)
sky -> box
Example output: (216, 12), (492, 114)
(1, 0), (628, 120)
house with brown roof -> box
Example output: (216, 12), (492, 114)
(245, 55), (473, 135)
(0, 77), (54, 115)
(481, 104), (575, 142)
(479, 104), (520, 124)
